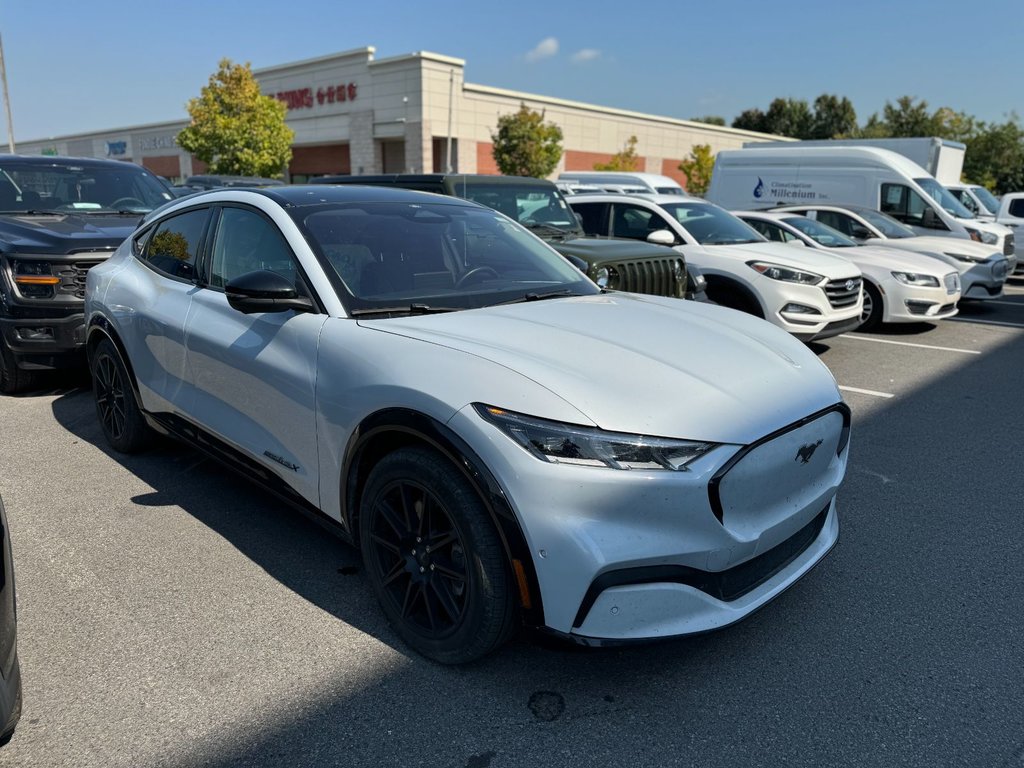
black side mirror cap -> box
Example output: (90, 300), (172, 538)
(225, 270), (314, 314)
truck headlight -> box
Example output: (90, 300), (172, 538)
(476, 404), (717, 471)
(747, 261), (824, 285)
(594, 266), (618, 289)
(965, 228), (998, 245)
(891, 271), (940, 287)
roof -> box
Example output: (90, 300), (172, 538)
(314, 173), (556, 189)
(0, 153), (153, 170)
(256, 183), (482, 207)
(716, 146), (933, 178)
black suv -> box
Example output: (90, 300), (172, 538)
(312, 174), (705, 301)
(0, 155), (173, 393)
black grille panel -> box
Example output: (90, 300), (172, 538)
(1004, 232), (1015, 257)
(55, 260), (102, 299)
(611, 258), (679, 297)
(824, 277), (862, 309)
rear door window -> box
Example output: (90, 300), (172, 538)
(571, 202), (610, 236)
(142, 208), (209, 281)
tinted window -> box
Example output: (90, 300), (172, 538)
(0, 161), (171, 213)
(971, 186), (1000, 215)
(1008, 199), (1024, 218)
(572, 202), (610, 236)
(210, 207), (297, 289)
(881, 183), (944, 228)
(660, 202), (764, 245)
(815, 210), (856, 236)
(143, 209), (208, 280)
(744, 218), (796, 243)
(611, 204), (668, 239)
(782, 216), (857, 247)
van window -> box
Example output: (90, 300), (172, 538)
(950, 189), (979, 215)
(881, 183), (946, 229)
(1008, 199), (1024, 218)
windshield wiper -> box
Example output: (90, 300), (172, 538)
(494, 289), (579, 306)
(350, 303), (460, 317)
(522, 222), (575, 237)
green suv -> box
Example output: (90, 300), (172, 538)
(312, 174), (705, 301)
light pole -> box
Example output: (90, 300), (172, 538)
(0, 34), (14, 153)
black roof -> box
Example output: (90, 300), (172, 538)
(244, 184), (481, 208)
(0, 153), (153, 170)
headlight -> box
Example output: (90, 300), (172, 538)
(476, 404), (717, 471)
(965, 228), (982, 242)
(944, 251), (986, 264)
(980, 231), (998, 245)
(672, 259), (684, 282)
(891, 271), (940, 287)
(747, 261), (824, 285)
(594, 266), (618, 289)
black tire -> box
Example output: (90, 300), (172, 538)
(0, 343), (38, 395)
(859, 282), (884, 331)
(90, 338), (154, 453)
(0, 679), (21, 746)
(359, 447), (516, 664)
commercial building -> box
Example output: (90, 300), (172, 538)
(18, 45), (788, 186)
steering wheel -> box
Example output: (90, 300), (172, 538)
(109, 197), (146, 209)
(455, 266), (500, 288)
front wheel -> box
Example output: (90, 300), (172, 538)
(90, 338), (154, 453)
(859, 282), (884, 331)
(359, 447), (516, 664)
(0, 344), (38, 395)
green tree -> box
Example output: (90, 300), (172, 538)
(810, 94), (858, 139)
(881, 96), (939, 137)
(691, 115), (726, 126)
(963, 116), (1024, 194)
(177, 59), (294, 178)
(764, 98), (813, 138)
(677, 144), (715, 196)
(594, 135), (640, 171)
(732, 108), (769, 133)
(490, 103), (563, 177)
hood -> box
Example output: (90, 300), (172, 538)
(864, 235), (1000, 263)
(360, 293), (841, 445)
(818, 244), (957, 278)
(556, 237), (676, 262)
(0, 212), (141, 254)
(706, 240), (861, 279)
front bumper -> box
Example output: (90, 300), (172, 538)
(959, 257), (1009, 300)
(881, 278), (959, 323)
(451, 403), (849, 640)
(0, 312), (88, 370)
(757, 275), (863, 342)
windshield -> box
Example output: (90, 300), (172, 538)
(660, 201), (765, 245)
(299, 202), (598, 314)
(856, 208), (917, 239)
(970, 185), (1000, 215)
(782, 216), (857, 247)
(915, 177), (975, 219)
(656, 187), (685, 196)
(454, 183), (582, 235)
(0, 161), (172, 213)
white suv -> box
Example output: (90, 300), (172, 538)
(568, 194), (864, 341)
(85, 185), (850, 663)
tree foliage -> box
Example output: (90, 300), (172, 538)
(677, 144), (715, 197)
(490, 103), (563, 177)
(691, 115), (726, 126)
(810, 94), (858, 139)
(177, 59), (294, 178)
(594, 135), (640, 171)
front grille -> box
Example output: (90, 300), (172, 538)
(944, 273), (959, 294)
(55, 260), (102, 299)
(611, 258), (681, 297)
(1004, 232), (1015, 256)
(824, 277), (862, 309)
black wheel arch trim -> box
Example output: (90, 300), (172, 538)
(702, 274), (765, 318)
(86, 315), (149, 411)
(342, 408), (545, 627)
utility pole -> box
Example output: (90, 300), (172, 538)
(0, 34), (14, 153)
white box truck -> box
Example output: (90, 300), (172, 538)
(706, 146), (1015, 258)
(743, 137), (966, 184)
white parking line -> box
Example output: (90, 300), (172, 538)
(949, 318), (1024, 329)
(841, 334), (981, 355)
(838, 385), (894, 399)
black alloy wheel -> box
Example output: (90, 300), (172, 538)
(360, 447), (515, 664)
(90, 338), (153, 453)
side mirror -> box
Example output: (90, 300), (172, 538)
(225, 270), (314, 315)
(646, 229), (676, 246)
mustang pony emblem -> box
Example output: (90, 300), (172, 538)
(795, 439), (823, 464)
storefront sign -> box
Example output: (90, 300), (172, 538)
(41, 147), (58, 156)
(106, 141), (128, 157)
(275, 82), (358, 111)
(139, 135), (177, 151)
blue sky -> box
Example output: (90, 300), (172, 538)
(2, 0), (1021, 143)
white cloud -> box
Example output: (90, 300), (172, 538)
(525, 37), (559, 63)
(571, 49), (601, 64)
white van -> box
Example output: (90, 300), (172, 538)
(946, 183), (1000, 220)
(706, 147), (1014, 258)
(558, 171), (687, 196)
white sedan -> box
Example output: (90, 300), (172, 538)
(85, 185), (850, 662)
(737, 210), (961, 330)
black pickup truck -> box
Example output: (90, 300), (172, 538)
(312, 173), (706, 302)
(0, 155), (173, 393)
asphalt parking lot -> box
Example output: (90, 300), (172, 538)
(1, 282), (1023, 768)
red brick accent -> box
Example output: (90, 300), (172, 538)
(661, 159), (689, 189)
(290, 144), (350, 175)
(190, 157), (208, 175)
(476, 142), (499, 175)
(564, 150), (615, 171)
(141, 156), (181, 178)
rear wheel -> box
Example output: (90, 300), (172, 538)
(359, 447), (516, 664)
(859, 282), (883, 331)
(90, 338), (154, 453)
(0, 344), (38, 395)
